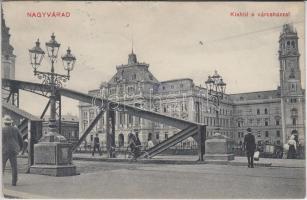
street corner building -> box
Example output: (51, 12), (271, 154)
(78, 23), (305, 151)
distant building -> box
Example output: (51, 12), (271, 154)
(79, 24), (305, 149)
(42, 114), (79, 145)
(1, 9), (16, 104)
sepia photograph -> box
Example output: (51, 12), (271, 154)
(1, 1), (306, 198)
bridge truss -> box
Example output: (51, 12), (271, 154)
(2, 78), (206, 161)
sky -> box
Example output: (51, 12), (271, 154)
(2, 1), (305, 116)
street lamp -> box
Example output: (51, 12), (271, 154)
(29, 33), (76, 142)
(205, 70), (226, 134)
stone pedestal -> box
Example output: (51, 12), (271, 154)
(30, 142), (77, 176)
(204, 133), (235, 161)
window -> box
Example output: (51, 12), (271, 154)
(257, 109), (260, 115)
(149, 75), (153, 80)
(276, 140), (281, 145)
(291, 108), (298, 116)
(83, 120), (88, 129)
(276, 120), (280, 126)
(238, 122), (241, 127)
(292, 118), (297, 125)
(238, 132), (240, 138)
(83, 111), (88, 119)
(264, 108), (268, 115)
(128, 114), (133, 125)
(265, 120), (269, 126)
(119, 113), (125, 125)
(71, 131), (76, 138)
(132, 74), (136, 80)
(89, 110), (95, 119)
(257, 119), (260, 126)
(291, 41), (296, 48)
(165, 133), (168, 139)
(276, 131), (280, 137)
(265, 131), (269, 137)
(257, 131), (261, 137)
(156, 133), (160, 140)
(180, 84), (184, 88)
(163, 106), (167, 113)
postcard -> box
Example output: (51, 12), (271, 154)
(1, 1), (305, 199)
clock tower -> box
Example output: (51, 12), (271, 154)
(279, 24), (305, 145)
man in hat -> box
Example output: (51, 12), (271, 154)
(244, 128), (256, 168)
(2, 115), (23, 186)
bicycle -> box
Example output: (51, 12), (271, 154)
(125, 145), (150, 161)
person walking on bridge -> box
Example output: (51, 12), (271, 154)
(244, 128), (256, 168)
(2, 115), (23, 186)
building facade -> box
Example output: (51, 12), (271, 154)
(79, 24), (305, 149)
(42, 114), (79, 145)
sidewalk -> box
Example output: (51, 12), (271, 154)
(72, 153), (306, 168)
(3, 156), (305, 199)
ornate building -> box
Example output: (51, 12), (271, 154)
(79, 24), (305, 148)
(42, 114), (79, 145)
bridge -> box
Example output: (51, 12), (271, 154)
(2, 78), (206, 166)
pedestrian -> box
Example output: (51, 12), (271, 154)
(244, 128), (256, 168)
(2, 115), (23, 186)
(128, 132), (138, 160)
(21, 138), (28, 155)
(135, 131), (141, 146)
(287, 135), (297, 159)
(83, 140), (87, 151)
(92, 134), (101, 156)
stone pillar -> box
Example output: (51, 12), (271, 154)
(30, 134), (76, 176)
(204, 133), (235, 161)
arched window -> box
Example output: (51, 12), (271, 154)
(264, 108), (268, 114)
(257, 109), (260, 115)
(118, 134), (124, 147)
(287, 41), (290, 48)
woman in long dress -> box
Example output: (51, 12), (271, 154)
(287, 135), (297, 159)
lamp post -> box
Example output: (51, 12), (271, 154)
(29, 33), (77, 176)
(29, 33), (76, 142)
(205, 70), (226, 135)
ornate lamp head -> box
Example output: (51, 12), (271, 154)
(45, 33), (61, 62)
(29, 39), (45, 71)
(61, 47), (76, 73)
